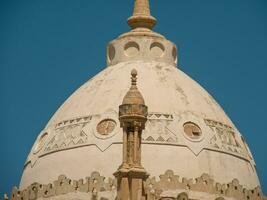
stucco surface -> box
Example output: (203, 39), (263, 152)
(47, 61), (233, 125)
(20, 61), (260, 190)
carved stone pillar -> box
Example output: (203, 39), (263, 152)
(114, 69), (149, 200)
(122, 127), (128, 168)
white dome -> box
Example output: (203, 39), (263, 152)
(20, 60), (260, 190)
(19, 2), (261, 197)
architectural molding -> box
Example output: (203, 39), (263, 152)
(25, 113), (255, 169)
(6, 170), (266, 200)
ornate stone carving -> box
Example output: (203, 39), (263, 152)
(114, 69), (149, 200)
(55, 116), (92, 129)
(38, 116), (91, 155)
(7, 170), (265, 200)
(205, 119), (246, 157)
(143, 114), (177, 144)
(183, 122), (202, 141)
(92, 115), (119, 141)
(146, 170), (264, 200)
(26, 113), (252, 167)
(44, 125), (88, 154)
(147, 113), (173, 120)
(96, 119), (116, 136)
(9, 172), (116, 200)
(25, 111), (178, 165)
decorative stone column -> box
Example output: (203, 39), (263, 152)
(114, 69), (149, 200)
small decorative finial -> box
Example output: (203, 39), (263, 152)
(128, 0), (157, 30)
(121, 69), (145, 105)
(131, 69), (138, 86)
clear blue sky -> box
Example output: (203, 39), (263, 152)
(0, 0), (266, 197)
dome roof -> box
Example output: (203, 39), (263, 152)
(20, 0), (260, 196)
(20, 61), (259, 190)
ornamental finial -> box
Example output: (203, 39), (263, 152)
(131, 69), (137, 86)
(127, 0), (157, 30)
(122, 69), (145, 105)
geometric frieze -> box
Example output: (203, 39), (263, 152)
(43, 115), (92, 155)
(143, 113), (177, 143)
(7, 170), (265, 200)
(38, 113), (178, 157)
(44, 125), (88, 153)
(26, 112), (252, 167)
(54, 115), (92, 129)
(147, 113), (174, 121)
(204, 119), (247, 158)
(24, 116), (92, 167)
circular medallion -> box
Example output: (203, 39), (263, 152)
(96, 119), (116, 136)
(183, 122), (202, 141)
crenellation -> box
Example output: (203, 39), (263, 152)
(146, 170), (264, 200)
(224, 179), (243, 199)
(8, 172), (117, 200)
(38, 183), (56, 198)
(157, 170), (183, 191)
(190, 173), (215, 194)
(6, 170), (265, 200)
(77, 178), (89, 193)
(53, 175), (75, 195)
(88, 172), (105, 192)
(215, 183), (228, 196)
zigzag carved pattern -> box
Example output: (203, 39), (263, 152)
(205, 119), (245, 156)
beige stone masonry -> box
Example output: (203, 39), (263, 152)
(6, 170), (265, 200)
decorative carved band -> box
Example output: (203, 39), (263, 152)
(9, 172), (116, 200)
(204, 119), (247, 157)
(38, 113), (175, 156)
(27, 114), (253, 169)
(6, 170), (265, 200)
(146, 170), (264, 200)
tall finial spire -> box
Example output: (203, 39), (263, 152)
(114, 69), (148, 200)
(128, 0), (157, 30)
(133, 0), (151, 16)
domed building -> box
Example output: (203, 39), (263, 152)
(7, 1), (266, 200)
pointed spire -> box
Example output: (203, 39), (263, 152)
(128, 0), (157, 30)
(133, 0), (151, 16)
(122, 69), (145, 105)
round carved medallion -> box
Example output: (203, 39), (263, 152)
(96, 119), (116, 136)
(183, 122), (202, 140)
